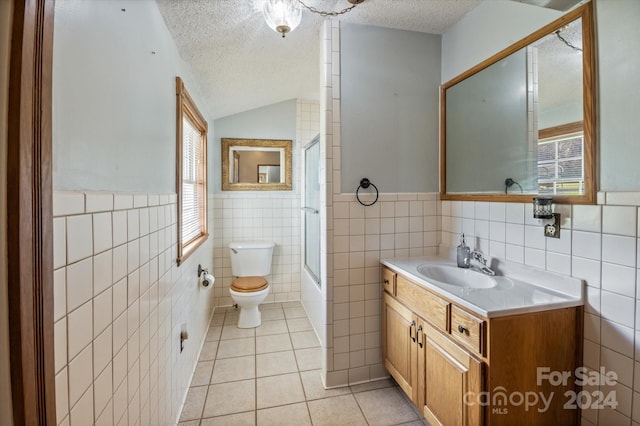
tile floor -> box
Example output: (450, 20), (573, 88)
(178, 301), (428, 426)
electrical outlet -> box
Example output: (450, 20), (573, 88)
(544, 214), (561, 239)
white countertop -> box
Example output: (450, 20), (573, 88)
(381, 255), (584, 318)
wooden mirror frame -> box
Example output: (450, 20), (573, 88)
(440, 2), (596, 204)
(222, 138), (293, 191)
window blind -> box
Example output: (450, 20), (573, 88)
(182, 115), (205, 245)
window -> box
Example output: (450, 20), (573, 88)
(176, 77), (208, 264)
(537, 122), (584, 196)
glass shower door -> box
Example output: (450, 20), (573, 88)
(303, 136), (320, 285)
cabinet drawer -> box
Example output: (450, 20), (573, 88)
(382, 267), (397, 295)
(396, 276), (449, 332)
(450, 306), (486, 356)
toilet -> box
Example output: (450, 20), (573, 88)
(228, 241), (275, 328)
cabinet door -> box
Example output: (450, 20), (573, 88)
(418, 322), (483, 426)
(382, 293), (417, 401)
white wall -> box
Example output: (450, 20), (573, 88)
(441, 0), (561, 82)
(212, 99), (297, 193)
(0, 0), (14, 424)
(52, 0), (216, 424)
(211, 99), (303, 307)
(340, 23), (441, 194)
(53, 0), (212, 193)
(597, 0), (640, 191)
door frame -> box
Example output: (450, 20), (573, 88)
(7, 0), (56, 423)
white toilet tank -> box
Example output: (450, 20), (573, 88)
(229, 241), (275, 277)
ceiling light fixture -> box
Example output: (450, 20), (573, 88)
(263, 0), (365, 38)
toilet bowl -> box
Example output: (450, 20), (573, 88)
(228, 241), (275, 328)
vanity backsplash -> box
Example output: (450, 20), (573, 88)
(440, 197), (639, 425)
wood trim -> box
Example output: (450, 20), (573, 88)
(538, 120), (583, 140)
(221, 138), (293, 191)
(440, 2), (597, 205)
(176, 76), (209, 266)
(7, 0), (56, 423)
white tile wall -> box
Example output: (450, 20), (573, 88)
(440, 198), (639, 425)
(320, 21), (440, 388)
(211, 100), (318, 308)
(53, 191), (215, 425)
(212, 194), (302, 307)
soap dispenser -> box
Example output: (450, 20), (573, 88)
(457, 233), (470, 268)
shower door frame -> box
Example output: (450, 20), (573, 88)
(302, 135), (321, 286)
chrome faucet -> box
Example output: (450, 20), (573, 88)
(469, 250), (496, 276)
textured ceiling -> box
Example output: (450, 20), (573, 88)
(156, 0), (581, 119)
(156, 0), (483, 119)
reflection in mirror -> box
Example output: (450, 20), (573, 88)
(222, 138), (292, 191)
(257, 165), (281, 183)
(441, 3), (595, 204)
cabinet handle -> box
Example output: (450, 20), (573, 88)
(417, 325), (423, 348)
(383, 279), (389, 285)
(410, 320), (416, 342)
(457, 325), (468, 334)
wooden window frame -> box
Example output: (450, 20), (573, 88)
(176, 76), (208, 265)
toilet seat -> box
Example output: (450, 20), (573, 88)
(231, 276), (268, 293)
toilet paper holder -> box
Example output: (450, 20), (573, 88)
(197, 264), (208, 277)
(197, 264), (214, 287)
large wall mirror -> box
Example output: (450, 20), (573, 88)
(440, 2), (596, 204)
(222, 138), (293, 191)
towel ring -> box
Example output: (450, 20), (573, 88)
(356, 178), (379, 207)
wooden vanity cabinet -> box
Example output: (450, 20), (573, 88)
(381, 266), (582, 426)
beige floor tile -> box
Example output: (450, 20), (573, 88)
(307, 394), (367, 426)
(257, 402), (311, 426)
(299, 370), (351, 401)
(180, 301), (427, 426)
(294, 348), (321, 371)
(256, 351), (298, 377)
(286, 317), (312, 332)
(256, 373), (305, 409)
(210, 356), (255, 384)
(210, 314), (225, 327)
(261, 309), (285, 321)
(203, 380), (255, 418)
(255, 319), (288, 336)
(191, 361), (214, 386)
(221, 325), (255, 340)
(354, 387), (418, 426)
(206, 325), (223, 341)
(216, 337), (255, 359)
(200, 411), (256, 425)
(179, 386), (208, 421)
(260, 302), (282, 310)
(199, 341), (219, 362)
(290, 331), (319, 349)
(283, 307), (307, 319)
(256, 333), (292, 354)
(350, 378), (395, 394)
(224, 312), (240, 325)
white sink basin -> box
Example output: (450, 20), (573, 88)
(417, 264), (497, 289)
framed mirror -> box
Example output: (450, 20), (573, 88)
(222, 138), (293, 191)
(440, 3), (596, 204)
